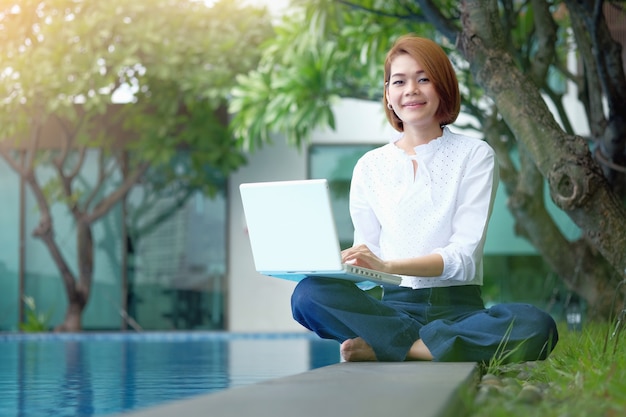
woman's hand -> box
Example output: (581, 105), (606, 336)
(341, 244), (391, 273)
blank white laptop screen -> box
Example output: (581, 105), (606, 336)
(239, 179), (402, 285)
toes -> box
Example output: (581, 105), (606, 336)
(340, 338), (377, 361)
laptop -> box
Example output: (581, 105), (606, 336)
(239, 179), (402, 285)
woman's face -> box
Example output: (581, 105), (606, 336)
(386, 54), (440, 130)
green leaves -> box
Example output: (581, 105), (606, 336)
(19, 295), (52, 332)
(228, 0), (427, 150)
(1, 0), (273, 191)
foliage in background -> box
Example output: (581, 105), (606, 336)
(19, 296), (51, 332)
(0, 0), (274, 331)
(230, 0), (626, 318)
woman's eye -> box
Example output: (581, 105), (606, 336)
(418, 77), (430, 83)
(392, 80), (404, 85)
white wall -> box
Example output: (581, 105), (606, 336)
(227, 98), (393, 332)
(227, 137), (306, 332)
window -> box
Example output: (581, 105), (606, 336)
(127, 176), (226, 330)
(308, 144), (377, 249)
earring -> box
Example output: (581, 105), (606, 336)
(387, 103), (393, 110)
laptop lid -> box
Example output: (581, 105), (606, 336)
(240, 179), (346, 274)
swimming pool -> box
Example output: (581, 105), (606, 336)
(0, 332), (340, 417)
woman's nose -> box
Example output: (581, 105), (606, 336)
(405, 80), (419, 94)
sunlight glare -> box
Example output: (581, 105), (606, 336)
(204, 0), (290, 16)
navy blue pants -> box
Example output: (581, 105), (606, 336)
(291, 277), (558, 362)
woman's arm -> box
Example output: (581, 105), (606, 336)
(342, 244), (444, 277)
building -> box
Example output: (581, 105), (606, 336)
(0, 96), (580, 332)
(4, 1), (624, 332)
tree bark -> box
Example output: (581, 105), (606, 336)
(55, 301), (84, 333)
(458, 0), (626, 317)
(565, 0), (626, 195)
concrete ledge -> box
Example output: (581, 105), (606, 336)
(115, 362), (479, 417)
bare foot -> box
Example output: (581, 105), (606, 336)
(340, 337), (377, 361)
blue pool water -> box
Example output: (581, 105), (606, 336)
(0, 332), (340, 417)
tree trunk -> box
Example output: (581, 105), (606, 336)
(52, 221), (94, 332)
(36, 221), (92, 332)
(24, 167), (92, 332)
(55, 300), (84, 332)
(458, 0), (626, 318)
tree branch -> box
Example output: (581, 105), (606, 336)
(19, 158), (79, 301)
(83, 149), (108, 211)
(335, 0), (427, 21)
(415, 0), (461, 42)
(49, 115), (88, 218)
(131, 186), (196, 238)
(542, 87), (575, 135)
(459, 0), (626, 276)
(565, 0), (626, 186)
(84, 161), (150, 224)
(529, 0), (558, 84)
(0, 146), (26, 175)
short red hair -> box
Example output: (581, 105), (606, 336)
(383, 35), (460, 132)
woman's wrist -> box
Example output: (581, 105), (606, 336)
(383, 260), (395, 275)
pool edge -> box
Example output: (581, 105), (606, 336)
(110, 361), (479, 417)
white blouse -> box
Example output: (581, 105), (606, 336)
(349, 127), (499, 289)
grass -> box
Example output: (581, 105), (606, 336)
(466, 321), (626, 417)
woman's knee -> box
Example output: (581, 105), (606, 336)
(291, 278), (313, 314)
(508, 303), (557, 333)
(291, 277), (346, 314)
(292, 277), (326, 307)
(530, 306), (559, 355)
(496, 303), (559, 359)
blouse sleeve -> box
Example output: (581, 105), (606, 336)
(434, 142), (499, 282)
